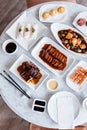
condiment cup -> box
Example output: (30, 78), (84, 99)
(47, 79), (58, 91)
(82, 98), (87, 110)
(2, 39), (18, 55)
(32, 99), (47, 112)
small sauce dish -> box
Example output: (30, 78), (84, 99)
(2, 39), (18, 55)
(47, 79), (58, 91)
(32, 99), (47, 112)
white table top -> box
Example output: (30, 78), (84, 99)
(1, 1), (87, 128)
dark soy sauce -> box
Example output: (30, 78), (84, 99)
(5, 42), (17, 53)
(34, 106), (44, 112)
(35, 100), (45, 106)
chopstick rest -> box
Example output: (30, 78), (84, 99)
(56, 96), (74, 129)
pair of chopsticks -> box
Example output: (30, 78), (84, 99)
(0, 70), (31, 99)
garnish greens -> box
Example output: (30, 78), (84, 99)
(19, 28), (22, 32)
(25, 28), (29, 32)
(32, 27), (35, 33)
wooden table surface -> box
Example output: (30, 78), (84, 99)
(0, 0), (26, 35)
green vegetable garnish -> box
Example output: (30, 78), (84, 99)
(70, 44), (74, 49)
(32, 27), (35, 33)
(19, 28), (22, 32)
(26, 28), (29, 32)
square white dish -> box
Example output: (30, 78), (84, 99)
(6, 11), (47, 50)
(66, 61), (87, 93)
(73, 11), (87, 36)
(31, 37), (75, 77)
(39, 4), (68, 23)
(9, 54), (48, 90)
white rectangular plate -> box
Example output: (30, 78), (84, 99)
(66, 61), (87, 92)
(39, 4), (68, 23)
(73, 11), (87, 36)
(9, 54), (48, 90)
(31, 37), (75, 77)
(6, 11), (47, 50)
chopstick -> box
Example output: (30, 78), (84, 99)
(3, 70), (25, 92)
(0, 72), (31, 99)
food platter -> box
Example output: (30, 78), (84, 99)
(32, 37), (75, 77)
(1, 1), (87, 128)
(6, 12), (48, 50)
(10, 54), (48, 90)
(66, 61), (87, 92)
(51, 23), (87, 57)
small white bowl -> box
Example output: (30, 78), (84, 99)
(82, 98), (87, 110)
(2, 39), (18, 55)
(47, 79), (58, 91)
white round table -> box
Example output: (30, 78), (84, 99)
(0, 1), (87, 128)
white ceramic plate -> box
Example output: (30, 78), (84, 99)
(51, 23), (87, 57)
(73, 12), (87, 36)
(6, 11), (47, 50)
(31, 37), (75, 77)
(66, 61), (87, 93)
(39, 4), (68, 23)
(48, 91), (80, 123)
(9, 54), (48, 90)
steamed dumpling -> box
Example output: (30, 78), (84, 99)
(57, 6), (65, 13)
(23, 24), (31, 39)
(30, 24), (37, 40)
(42, 12), (50, 19)
(49, 9), (57, 16)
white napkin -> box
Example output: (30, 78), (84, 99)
(57, 96), (74, 129)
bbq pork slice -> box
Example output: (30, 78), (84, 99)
(39, 44), (67, 70)
(17, 61), (41, 83)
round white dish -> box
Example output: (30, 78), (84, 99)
(48, 91), (80, 123)
(47, 79), (58, 91)
(2, 39), (18, 55)
(1, 1), (87, 129)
